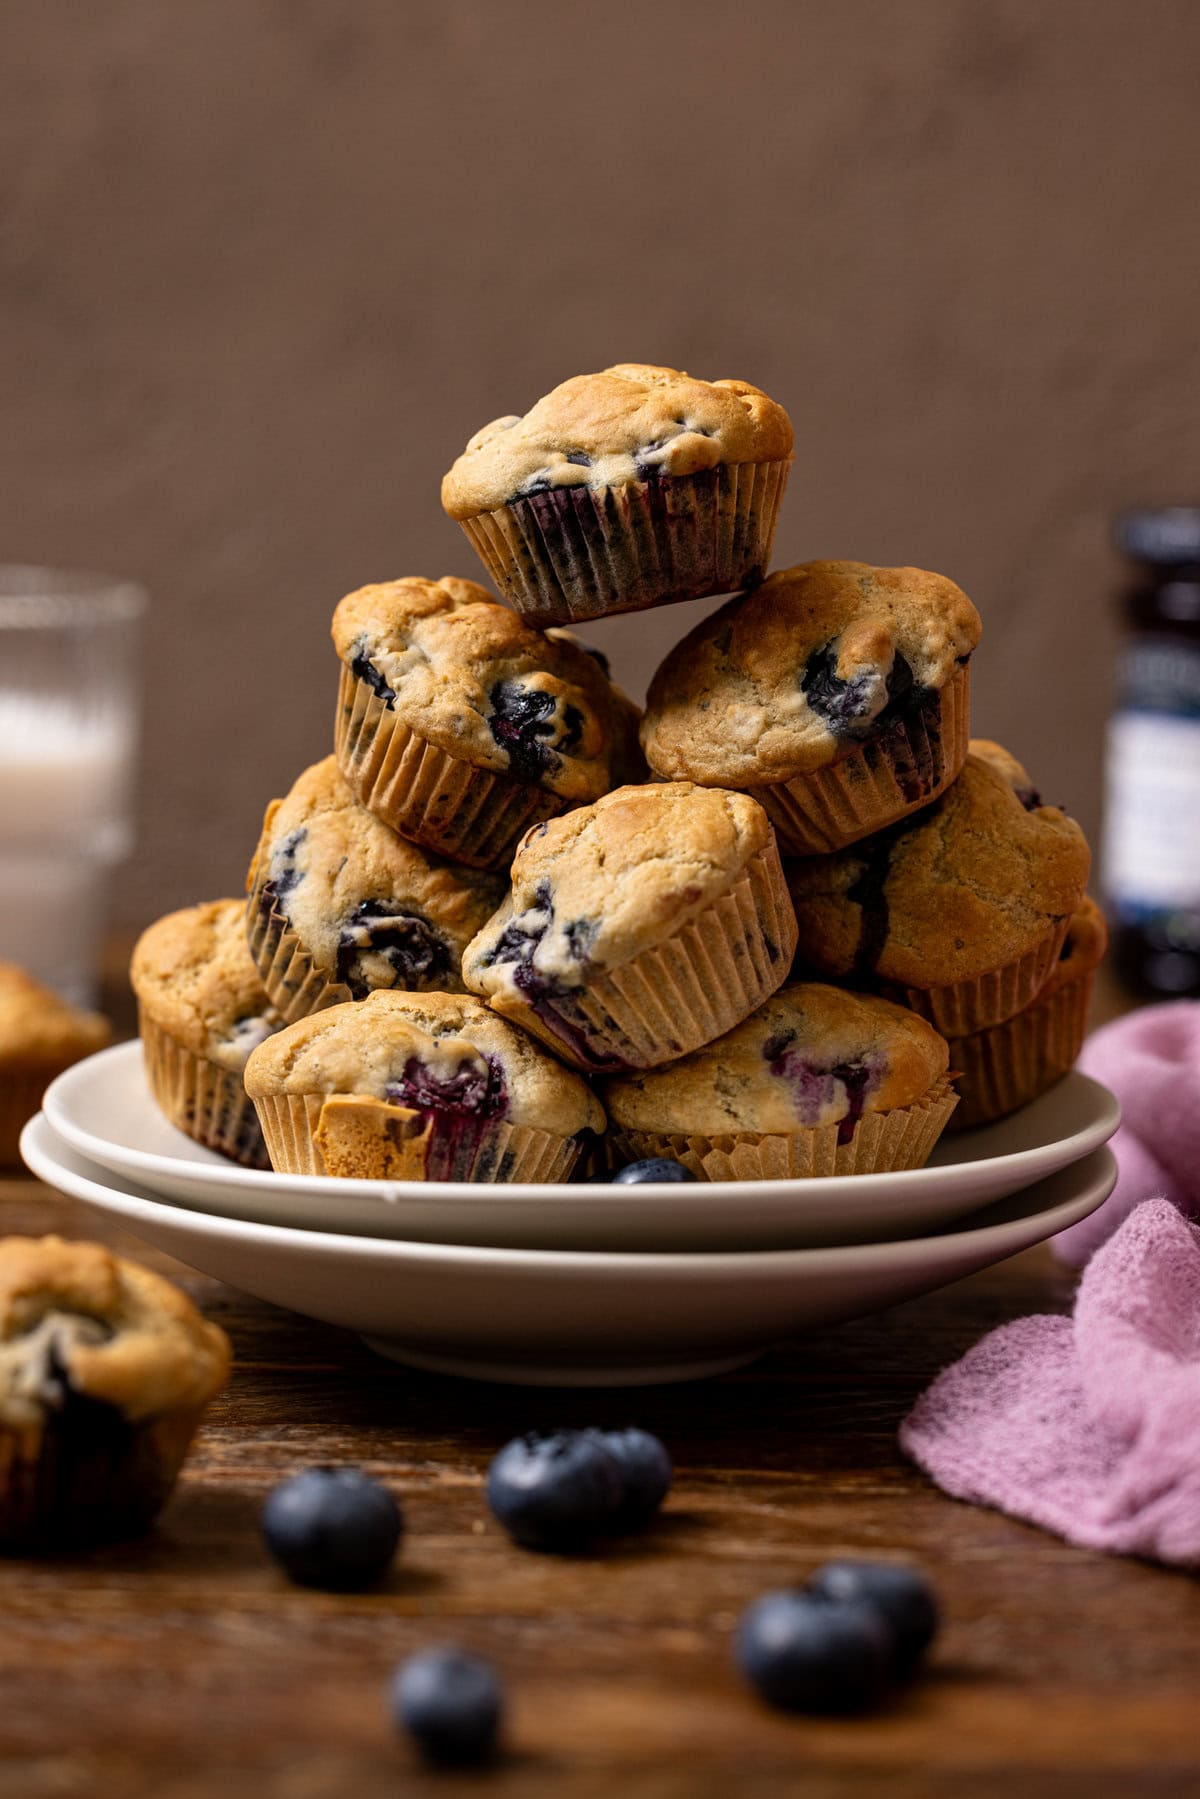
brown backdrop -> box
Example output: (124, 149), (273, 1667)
(3, 0), (1199, 930)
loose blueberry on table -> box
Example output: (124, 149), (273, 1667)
(734, 1589), (894, 1715)
(260, 1466), (403, 1591)
(599, 1427), (674, 1531)
(392, 1647), (503, 1766)
(486, 1426), (672, 1551)
(806, 1559), (939, 1676)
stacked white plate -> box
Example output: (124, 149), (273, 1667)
(22, 1041), (1119, 1386)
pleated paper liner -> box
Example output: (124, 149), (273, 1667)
(245, 862), (357, 1024)
(482, 841), (799, 1073)
(948, 969), (1096, 1131)
(884, 914), (1073, 1039)
(1, 1072), (53, 1165)
(139, 1012), (269, 1170)
(458, 458), (791, 627)
(334, 663), (567, 870)
(754, 663), (971, 856)
(253, 1091), (582, 1183)
(608, 1076), (959, 1181)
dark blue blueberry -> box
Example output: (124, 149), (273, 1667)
(1015, 783), (1043, 812)
(486, 1430), (623, 1551)
(485, 880), (563, 1000)
(734, 1590), (893, 1714)
(260, 1467), (402, 1591)
(806, 1560), (939, 1675)
(520, 472), (555, 497)
(349, 640), (396, 707)
(611, 1158), (697, 1185)
(258, 827), (307, 918)
(801, 644), (931, 741)
(563, 916), (597, 961)
(597, 1428), (672, 1529)
(564, 449), (592, 467)
(386, 1051), (508, 1118)
(334, 901), (450, 997)
(392, 1647), (503, 1766)
(487, 680), (562, 783)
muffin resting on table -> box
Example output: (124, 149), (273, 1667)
(243, 989), (605, 1183)
(785, 740), (1092, 1036)
(462, 783), (798, 1073)
(332, 575), (644, 868)
(246, 757), (503, 1024)
(641, 561), (982, 853)
(603, 983), (957, 1181)
(950, 896), (1108, 1130)
(0, 1235), (230, 1549)
(0, 965), (111, 1164)
(130, 899), (282, 1170)
(441, 364), (794, 625)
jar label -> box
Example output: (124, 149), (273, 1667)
(1103, 711), (1200, 914)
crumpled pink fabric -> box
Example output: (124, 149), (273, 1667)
(901, 1197), (1200, 1565)
(1054, 1001), (1200, 1267)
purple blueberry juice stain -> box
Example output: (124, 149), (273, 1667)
(487, 681), (584, 785)
(334, 902), (450, 997)
(385, 1051), (509, 1180)
(764, 1032), (881, 1145)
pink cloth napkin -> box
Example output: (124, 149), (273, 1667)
(901, 1196), (1200, 1565)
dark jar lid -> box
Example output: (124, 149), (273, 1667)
(1116, 508), (1200, 567)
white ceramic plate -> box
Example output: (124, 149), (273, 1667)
(41, 1043), (1121, 1251)
(22, 1112), (1114, 1387)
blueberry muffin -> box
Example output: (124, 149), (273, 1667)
(641, 561), (982, 854)
(462, 784), (798, 1073)
(0, 1235), (230, 1547)
(441, 364), (793, 625)
(130, 899), (282, 1169)
(332, 575), (644, 868)
(246, 757), (504, 1024)
(0, 966), (111, 1164)
(603, 983), (956, 1180)
(244, 990), (605, 1183)
(950, 896), (1108, 1130)
(785, 741), (1092, 1036)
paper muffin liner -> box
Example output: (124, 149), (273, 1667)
(245, 859), (356, 1025)
(1, 1071), (53, 1166)
(608, 1076), (959, 1181)
(754, 664), (971, 855)
(887, 914), (1073, 1038)
(487, 840), (798, 1073)
(253, 1091), (582, 1184)
(459, 458), (791, 626)
(334, 663), (568, 870)
(140, 1011), (269, 1170)
(948, 969), (1096, 1131)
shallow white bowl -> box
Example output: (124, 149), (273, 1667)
(41, 1044), (1120, 1252)
(22, 1112), (1114, 1386)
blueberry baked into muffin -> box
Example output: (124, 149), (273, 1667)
(246, 757), (503, 1023)
(130, 899), (282, 1169)
(462, 783), (798, 1073)
(641, 561), (982, 854)
(785, 741), (1091, 1037)
(950, 895), (1108, 1130)
(603, 982), (957, 1180)
(0, 1235), (230, 1548)
(332, 575), (644, 868)
(0, 965), (111, 1164)
(441, 364), (794, 625)
(244, 990), (605, 1183)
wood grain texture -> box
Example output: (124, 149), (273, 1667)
(0, 1174), (1197, 1798)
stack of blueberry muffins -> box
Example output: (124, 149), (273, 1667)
(131, 361), (1102, 1186)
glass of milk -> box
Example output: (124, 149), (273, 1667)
(0, 568), (145, 1006)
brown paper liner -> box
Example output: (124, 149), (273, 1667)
(459, 459), (791, 626)
(139, 1012), (269, 1170)
(753, 664), (972, 855)
(886, 915), (1073, 1038)
(1, 1072), (53, 1166)
(334, 663), (568, 870)
(253, 1091), (583, 1183)
(948, 969), (1096, 1131)
(484, 840), (798, 1073)
(608, 1076), (959, 1181)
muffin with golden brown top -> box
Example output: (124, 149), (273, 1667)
(785, 741), (1091, 1036)
(641, 561), (982, 853)
(0, 966), (111, 1164)
(130, 899), (282, 1169)
(0, 1235), (230, 1547)
(441, 364), (793, 625)
(332, 575), (644, 868)
(462, 783), (797, 1074)
(950, 896), (1108, 1130)
(244, 989), (604, 1183)
(603, 982), (956, 1180)
(246, 757), (503, 1025)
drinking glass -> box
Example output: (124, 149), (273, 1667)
(0, 568), (146, 1006)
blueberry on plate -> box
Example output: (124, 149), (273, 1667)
(260, 1466), (402, 1591)
(734, 1589), (894, 1714)
(597, 1427), (673, 1529)
(806, 1559), (939, 1674)
(392, 1647), (503, 1765)
(486, 1429), (623, 1551)
(611, 1158), (697, 1184)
